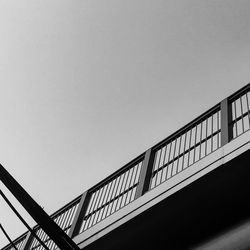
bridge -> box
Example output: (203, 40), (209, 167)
(2, 83), (250, 250)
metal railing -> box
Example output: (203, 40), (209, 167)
(150, 105), (221, 189)
(79, 156), (143, 233)
(2, 83), (250, 250)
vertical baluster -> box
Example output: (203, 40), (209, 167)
(193, 125), (197, 163)
(181, 133), (187, 171)
(91, 187), (104, 226)
(119, 170), (130, 209)
(114, 172), (126, 212)
(211, 114), (214, 152)
(160, 144), (168, 182)
(124, 166), (136, 205)
(176, 135), (182, 174)
(156, 148), (163, 186)
(165, 141), (172, 179)
(129, 163), (141, 202)
(199, 121), (203, 160)
(102, 181), (114, 220)
(103, 178), (117, 219)
(187, 129), (192, 167)
(240, 96), (245, 132)
(98, 183), (111, 222)
(171, 139), (177, 176)
(205, 118), (208, 155)
(246, 93), (250, 126)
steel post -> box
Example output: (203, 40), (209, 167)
(135, 148), (155, 199)
(221, 98), (233, 146)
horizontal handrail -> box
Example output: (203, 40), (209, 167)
(152, 129), (221, 177)
(152, 104), (220, 151)
(228, 83), (250, 102)
(88, 153), (144, 193)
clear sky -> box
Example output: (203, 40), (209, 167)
(0, 0), (250, 247)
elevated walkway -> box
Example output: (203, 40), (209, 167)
(2, 83), (250, 250)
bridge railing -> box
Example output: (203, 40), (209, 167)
(77, 155), (143, 234)
(2, 83), (250, 250)
(150, 104), (221, 190)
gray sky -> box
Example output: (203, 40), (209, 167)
(0, 0), (250, 247)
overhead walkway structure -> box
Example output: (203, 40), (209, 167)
(2, 83), (250, 250)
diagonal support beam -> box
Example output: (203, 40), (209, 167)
(0, 163), (80, 250)
(0, 190), (49, 250)
(0, 223), (18, 250)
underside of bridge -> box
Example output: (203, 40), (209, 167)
(83, 149), (250, 250)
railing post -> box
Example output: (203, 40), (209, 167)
(135, 148), (155, 199)
(221, 98), (233, 146)
(21, 232), (34, 250)
(68, 191), (91, 238)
